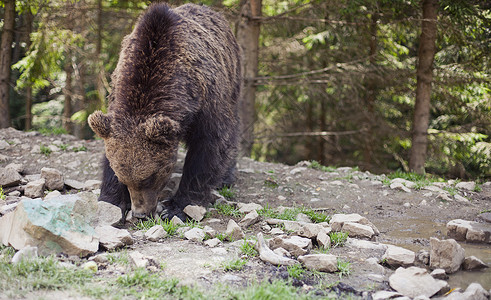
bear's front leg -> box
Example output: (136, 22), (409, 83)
(99, 154), (131, 222)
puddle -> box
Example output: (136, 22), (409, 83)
(373, 215), (491, 290)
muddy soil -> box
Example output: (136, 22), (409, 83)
(1, 127), (490, 297)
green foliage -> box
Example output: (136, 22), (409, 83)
(221, 258), (247, 272)
(0, 186), (6, 201)
(329, 232), (349, 248)
(258, 205), (330, 223)
(264, 176), (279, 188)
(309, 161), (337, 172)
(72, 145), (87, 152)
(287, 264), (305, 280)
(240, 238), (258, 258)
(133, 217), (179, 236)
(227, 280), (315, 300)
(38, 127), (68, 136)
(107, 250), (130, 266)
(218, 186), (236, 199)
(215, 233), (230, 242)
(40, 144), (52, 156)
(213, 202), (243, 218)
(385, 170), (442, 189)
(336, 259), (352, 278)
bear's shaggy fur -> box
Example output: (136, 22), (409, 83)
(88, 3), (241, 220)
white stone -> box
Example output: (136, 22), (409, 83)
(342, 222), (375, 238)
(273, 247), (290, 258)
(170, 215), (185, 226)
(0, 167), (22, 187)
(256, 232), (297, 266)
(145, 225), (167, 241)
(372, 291), (403, 300)
(317, 228), (331, 248)
(44, 190), (62, 200)
(290, 167), (307, 175)
(24, 178), (45, 198)
(40, 167), (64, 191)
(445, 282), (489, 300)
(454, 194), (470, 203)
(239, 210), (260, 227)
(390, 182), (411, 193)
(95, 225), (133, 250)
(298, 254), (338, 272)
(389, 266), (447, 298)
(129, 251), (152, 268)
(183, 205), (207, 222)
(203, 225), (216, 238)
(204, 238), (221, 247)
(269, 235), (312, 257)
(382, 245), (416, 267)
(462, 256), (488, 270)
(390, 178), (416, 188)
(237, 202), (263, 214)
(184, 227), (205, 243)
(430, 237), (465, 274)
(11, 246), (38, 264)
(84, 180), (102, 190)
(225, 219), (245, 241)
(347, 238), (388, 251)
(270, 228), (284, 235)
(430, 268), (447, 280)
(96, 201), (122, 227)
(65, 179), (85, 190)
(456, 181), (476, 191)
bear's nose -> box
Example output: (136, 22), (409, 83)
(132, 211), (148, 219)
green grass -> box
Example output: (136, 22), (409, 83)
(218, 186), (236, 199)
(240, 238), (258, 258)
(72, 145), (87, 152)
(213, 202), (244, 218)
(227, 280), (318, 299)
(0, 186), (6, 201)
(336, 259), (352, 278)
(309, 161), (337, 172)
(216, 232), (230, 242)
(287, 264), (305, 280)
(264, 176), (279, 188)
(443, 186), (458, 196)
(258, 205), (330, 223)
(329, 232), (348, 248)
(40, 144), (52, 156)
(106, 250), (130, 266)
(38, 127), (68, 136)
(133, 217), (180, 236)
(57, 144), (69, 151)
(385, 170), (442, 189)
(222, 258), (247, 272)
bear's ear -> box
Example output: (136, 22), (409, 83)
(88, 111), (112, 139)
(142, 115), (180, 144)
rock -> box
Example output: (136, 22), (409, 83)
(44, 190), (62, 200)
(184, 227), (205, 243)
(11, 246), (38, 264)
(129, 251), (153, 268)
(330, 213), (379, 234)
(478, 212), (491, 223)
(346, 238), (388, 251)
(430, 237), (465, 274)
(295, 213), (312, 223)
(298, 254), (338, 272)
(390, 182), (412, 193)
(65, 179), (85, 190)
(445, 282), (489, 300)
(170, 215), (185, 226)
(270, 228), (284, 235)
(447, 219), (491, 243)
(372, 291), (403, 300)
(24, 178), (45, 198)
(462, 256), (488, 270)
(84, 180), (102, 190)
(290, 167), (307, 175)
(95, 225), (133, 250)
(82, 261), (98, 273)
(1, 202), (18, 215)
(416, 250), (430, 265)
(237, 202), (263, 214)
(317, 228), (331, 248)
(91, 253), (109, 264)
(456, 181), (476, 191)
(204, 238), (221, 247)
(269, 235), (312, 257)
(389, 266), (448, 298)
(390, 178), (416, 188)
(145, 225), (168, 242)
(96, 201), (122, 226)
(430, 268), (447, 280)
(273, 247), (290, 258)
(203, 225), (216, 238)
(280, 220), (326, 239)
(40, 167), (64, 191)
(0, 193), (99, 256)
(183, 205), (207, 222)
(239, 210), (260, 227)
(454, 194), (470, 203)
(256, 232), (297, 266)
(0, 167), (22, 187)
(342, 222), (375, 239)
(382, 245), (416, 267)
(225, 219), (245, 241)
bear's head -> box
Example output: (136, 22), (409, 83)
(88, 110), (180, 218)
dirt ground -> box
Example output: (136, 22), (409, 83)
(1, 127), (490, 298)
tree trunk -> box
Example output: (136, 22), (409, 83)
(0, 0), (16, 128)
(95, 0), (105, 108)
(236, 0), (262, 156)
(409, 0), (438, 174)
(64, 63), (73, 133)
(25, 9), (34, 131)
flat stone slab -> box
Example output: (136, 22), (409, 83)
(389, 266), (448, 298)
(447, 219), (491, 243)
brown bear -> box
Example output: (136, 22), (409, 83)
(88, 3), (241, 220)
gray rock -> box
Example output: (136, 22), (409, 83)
(372, 291), (403, 300)
(342, 222), (375, 239)
(273, 247), (290, 258)
(65, 179), (85, 190)
(295, 213), (312, 223)
(290, 167), (307, 175)
(237, 202), (263, 214)
(430, 268), (448, 280)
(96, 201), (122, 227)
(170, 215), (185, 226)
(1, 202), (18, 215)
(445, 282), (489, 300)
(346, 238), (388, 251)
(280, 220), (325, 239)
(40, 167), (64, 191)
(11, 246), (38, 264)
(129, 251), (153, 268)
(0, 193), (100, 256)
(256, 232), (297, 266)
(204, 238), (221, 247)
(390, 178), (416, 188)
(462, 256), (488, 270)
(184, 227), (205, 243)
(416, 249), (430, 265)
(454, 194), (470, 203)
(84, 180), (102, 191)
(389, 266), (448, 298)
(203, 225), (216, 238)
(239, 210), (260, 227)
(430, 237), (465, 274)
(330, 213), (379, 235)
(145, 225), (167, 241)
(0, 167), (22, 187)
(270, 228), (284, 235)
(0, 140), (10, 149)
(478, 212), (491, 223)
(183, 205), (207, 222)
(95, 225), (133, 250)
(390, 182), (412, 193)
(456, 181), (476, 191)
(5, 163), (23, 174)
(225, 219), (245, 241)
(447, 219), (491, 243)
(24, 178), (45, 198)
(382, 245), (416, 267)
(317, 228), (331, 248)
(44, 190), (62, 200)
(298, 254), (337, 272)
(269, 235), (312, 257)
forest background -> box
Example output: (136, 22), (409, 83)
(0, 0), (489, 179)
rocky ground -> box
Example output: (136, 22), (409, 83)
(0, 127), (490, 299)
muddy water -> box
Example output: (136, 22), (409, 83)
(373, 214), (491, 290)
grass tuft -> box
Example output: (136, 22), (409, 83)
(258, 205), (330, 223)
(329, 231), (349, 248)
(213, 202), (244, 218)
(222, 258), (247, 272)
